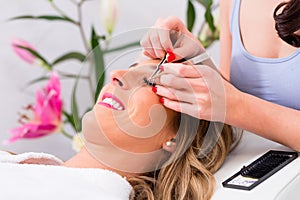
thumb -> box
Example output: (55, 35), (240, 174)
(173, 44), (206, 61)
(172, 46), (193, 61)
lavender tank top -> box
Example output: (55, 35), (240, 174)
(229, 0), (300, 110)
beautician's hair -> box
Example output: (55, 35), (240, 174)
(274, 0), (300, 47)
(128, 113), (241, 200)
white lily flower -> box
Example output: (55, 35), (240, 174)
(100, 0), (119, 36)
(72, 133), (84, 152)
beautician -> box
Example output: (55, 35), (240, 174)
(140, 0), (300, 151)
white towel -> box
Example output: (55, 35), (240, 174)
(0, 151), (133, 200)
(0, 151), (63, 165)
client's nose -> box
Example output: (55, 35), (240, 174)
(113, 77), (123, 87)
(110, 70), (127, 88)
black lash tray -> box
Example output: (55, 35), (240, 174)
(222, 150), (298, 190)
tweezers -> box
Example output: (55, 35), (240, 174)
(182, 51), (210, 65)
(147, 51), (212, 83)
(147, 53), (168, 83)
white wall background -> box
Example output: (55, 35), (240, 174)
(0, 0), (220, 160)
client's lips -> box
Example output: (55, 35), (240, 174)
(98, 93), (125, 111)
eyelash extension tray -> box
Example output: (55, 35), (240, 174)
(222, 150), (298, 190)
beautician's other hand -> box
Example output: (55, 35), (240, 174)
(140, 16), (205, 61)
(154, 63), (239, 122)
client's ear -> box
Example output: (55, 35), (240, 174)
(162, 138), (176, 153)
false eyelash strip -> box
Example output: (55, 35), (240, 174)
(222, 150), (298, 190)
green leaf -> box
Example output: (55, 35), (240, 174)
(71, 78), (82, 132)
(195, 0), (216, 35)
(10, 15), (76, 24)
(196, 0), (212, 7)
(94, 76), (104, 104)
(26, 76), (50, 87)
(90, 27), (105, 102)
(205, 9), (216, 33)
(52, 52), (86, 66)
(187, 0), (196, 32)
(16, 45), (52, 70)
(62, 110), (77, 132)
(104, 41), (140, 54)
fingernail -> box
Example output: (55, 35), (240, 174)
(152, 86), (157, 93)
(159, 98), (164, 104)
(159, 65), (164, 71)
(166, 49), (175, 62)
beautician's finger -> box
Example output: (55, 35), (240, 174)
(143, 29), (165, 58)
(173, 43), (203, 60)
(155, 85), (196, 104)
(160, 98), (203, 119)
(150, 30), (165, 58)
(156, 74), (187, 89)
(140, 31), (157, 58)
(157, 29), (174, 53)
(157, 74), (207, 90)
(161, 63), (204, 78)
(143, 50), (153, 58)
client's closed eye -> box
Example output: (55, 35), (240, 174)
(143, 77), (156, 87)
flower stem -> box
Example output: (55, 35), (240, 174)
(61, 129), (73, 139)
(76, 1), (90, 53)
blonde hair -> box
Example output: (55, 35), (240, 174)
(127, 113), (241, 200)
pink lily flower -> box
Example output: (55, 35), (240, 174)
(11, 38), (38, 65)
(4, 72), (63, 144)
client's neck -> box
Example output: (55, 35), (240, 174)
(62, 148), (136, 177)
(63, 148), (102, 168)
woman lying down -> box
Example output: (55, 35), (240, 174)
(0, 59), (241, 200)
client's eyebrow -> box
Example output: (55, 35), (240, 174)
(129, 62), (139, 68)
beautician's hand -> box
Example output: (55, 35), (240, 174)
(140, 16), (205, 61)
(154, 63), (238, 122)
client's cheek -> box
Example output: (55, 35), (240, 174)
(127, 89), (160, 126)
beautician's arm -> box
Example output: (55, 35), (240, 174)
(220, 0), (300, 151)
(219, 0), (233, 80)
(226, 84), (300, 151)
